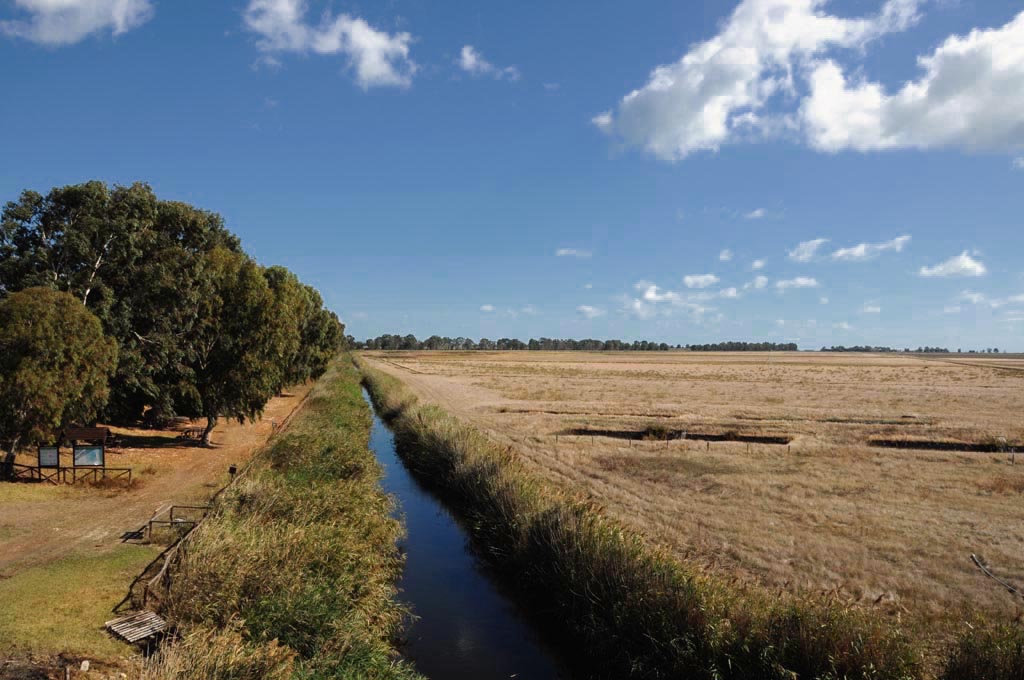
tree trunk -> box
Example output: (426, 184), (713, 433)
(201, 416), (218, 447)
(2, 437), (18, 480)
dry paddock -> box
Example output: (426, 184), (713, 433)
(362, 350), (1024, 636)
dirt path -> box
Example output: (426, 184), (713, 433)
(0, 384), (313, 577)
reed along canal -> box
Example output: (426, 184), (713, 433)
(363, 390), (571, 679)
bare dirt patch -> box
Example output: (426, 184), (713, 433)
(0, 385), (313, 665)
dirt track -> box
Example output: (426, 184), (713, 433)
(0, 385), (312, 577)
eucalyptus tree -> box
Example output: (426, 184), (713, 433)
(177, 248), (296, 446)
(0, 288), (117, 469)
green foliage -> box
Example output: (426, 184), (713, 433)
(148, 359), (420, 680)
(360, 361), (922, 679)
(0, 181), (344, 433)
(0, 287), (117, 452)
(941, 622), (1024, 680)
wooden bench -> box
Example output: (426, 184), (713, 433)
(105, 610), (167, 643)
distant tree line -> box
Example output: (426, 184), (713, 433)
(0, 181), (344, 456)
(356, 335), (803, 352)
(355, 335), (678, 351)
(821, 345), (954, 353)
(686, 342), (798, 352)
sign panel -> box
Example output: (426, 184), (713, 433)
(73, 445), (105, 467)
(38, 446), (60, 468)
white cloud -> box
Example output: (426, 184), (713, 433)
(591, 111), (614, 132)
(584, 283), (593, 289)
(1013, 157), (1024, 169)
(593, 0), (924, 160)
(745, 208), (767, 220)
(802, 11), (1024, 153)
(242, 0), (417, 89)
(744, 275), (769, 290)
(943, 305), (962, 314)
(957, 290), (987, 305)
(556, 248), (592, 258)
(623, 281), (714, 320)
(751, 259), (766, 270)
(776, 276), (820, 290)
(521, 305), (537, 315)
(458, 45), (521, 81)
(820, 296), (829, 304)
(919, 251), (987, 278)
(862, 304), (882, 314)
(577, 305), (606, 319)
(789, 238), (829, 262)
(720, 287), (740, 298)
(684, 273), (720, 289)
(1, 0), (153, 45)
(832, 235), (911, 261)
(719, 248), (734, 262)
(480, 304), (495, 312)
(834, 321), (852, 330)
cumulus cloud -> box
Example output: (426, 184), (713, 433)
(789, 238), (829, 262)
(751, 259), (766, 270)
(862, 304), (882, 314)
(820, 296), (829, 304)
(623, 281), (714, 320)
(802, 11), (1024, 153)
(1, 0), (153, 45)
(243, 0), (416, 89)
(745, 208), (767, 220)
(1015, 157), (1024, 169)
(459, 45), (521, 81)
(577, 305), (606, 319)
(719, 249), (734, 262)
(684, 273), (720, 289)
(832, 234), (911, 261)
(480, 304), (495, 312)
(919, 251), (987, 278)
(720, 287), (740, 298)
(834, 321), (852, 330)
(592, 0), (925, 160)
(776, 276), (820, 290)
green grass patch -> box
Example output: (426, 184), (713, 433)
(0, 545), (160, 659)
(144, 357), (421, 679)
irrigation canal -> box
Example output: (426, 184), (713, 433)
(364, 390), (572, 679)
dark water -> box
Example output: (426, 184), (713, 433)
(364, 390), (571, 680)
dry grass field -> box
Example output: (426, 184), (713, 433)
(362, 350), (1024, 640)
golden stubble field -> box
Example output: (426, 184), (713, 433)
(363, 350), (1024, 635)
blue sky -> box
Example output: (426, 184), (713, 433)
(2, 0), (1023, 350)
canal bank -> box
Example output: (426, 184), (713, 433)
(365, 389), (570, 679)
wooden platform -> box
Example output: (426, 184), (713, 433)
(105, 610), (167, 643)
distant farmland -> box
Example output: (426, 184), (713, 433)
(362, 350), (1024, 640)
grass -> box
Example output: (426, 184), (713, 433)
(143, 357), (421, 680)
(359, 359), (925, 679)
(0, 545), (161, 659)
(360, 350), (1024, 640)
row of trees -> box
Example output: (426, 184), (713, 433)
(356, 336), (806, 352)
(0, 181), (344, 454)
(355, 335), (679, 352)
(686, 342), (798, 352)
(821, 346), (953, 353)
